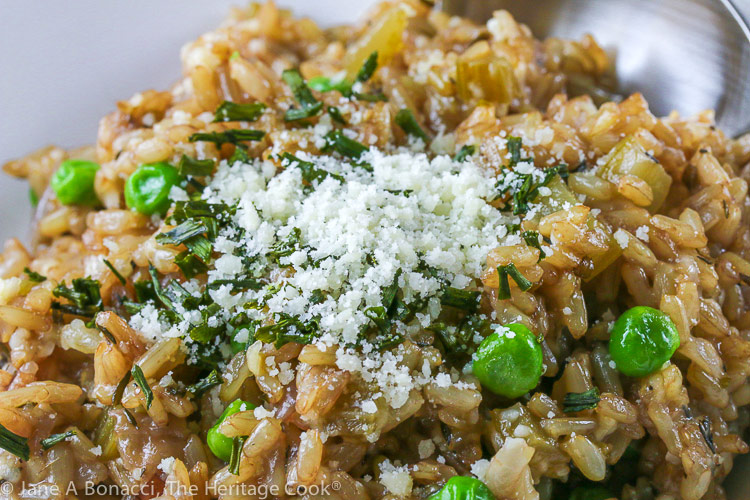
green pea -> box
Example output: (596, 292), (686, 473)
(50, 159), (101, 206)
(124, 162), (181, 215)
(428, 476), (494, 500)
(207, 399), (255, 462)
(472, 323), (543, 398)
(609, 306), (680, 377)
(569, 485), (614, 500)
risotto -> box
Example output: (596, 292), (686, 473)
(2, 2), (750, 499)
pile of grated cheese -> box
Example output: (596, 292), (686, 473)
(132, 146), (519, 410)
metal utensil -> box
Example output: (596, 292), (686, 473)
(443, 0), (750, 137)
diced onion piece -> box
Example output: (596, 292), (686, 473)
(343, 7), (408, 80)
(456, 41), (519, 103)
(598, 136), (672, 212)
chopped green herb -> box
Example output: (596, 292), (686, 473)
(97, 324), (117, 345)
(228, 436), (246, 475)
(356, 51), (379, 82)
(353, 92), (387, 102)
(699, 416), (716, 453)
(267, 228), (302, 263)
(563, 387), (600, 413)
(186, 369), (223, 397)
(123, 408), (138, 427)
(156, 220), (207, 246)
(453, 144), (476, 162)
(131, 364), (153, 410)
(102, 259), (126, 286)
(41, 431), (76, 451)
(327, 106), (346, 124)
(322, 130), (369, 159)
(177, 155), (215, 177)
(281, 152), (344, 185)
(52, 278), (103, 318)
(440, 287), (480, 312)
(307, 76), (353, 96)
(282, 68), (323, 121)
(113, 369), (131, 406)
(497, 263), (533, 300)
(23, 267), (46, 283)
(255, 313), (318, 348)
(507, 136), (523, 165)
(189, 129), (265, 147)
(395, 109), (429, 142)
(213, 101), (266, 123)
(207, 278), (263, 291)
(0, 424), (29, 460)
(29, 188), (39, 207)
(521, 231), (546, 261)
(175, 251), (209, 280)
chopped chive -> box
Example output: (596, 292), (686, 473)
(186, 369), (222, 397)
(23, 267), (46, 283)
(175, 251), (208, 280)
(282, 68), (323, 121)
(177, 155), (215, 177)
(353, 92), (387, 102)
(131, 365), (153, 410)
(102, 259), (126, 286)
(507, 136), (523, 165)
(699, 416), (716, 453)
(327, 106), (346, 124)
(29, 188), (39, 207)
(41, 430), (76, 450)
(563, 387), (600, 413)
(228, 436), (246, 475)
(0, 424), (29, 460)
(497, 263), (533, 300)
(308, 76), (353, 95)
(453, 145), (476, 162)
(122, 408), (138, 427)
(213, 101), (266, 123)
(440, 287), (480, 312)
(156, 220), (206, 246)
(112, 370), (130, 407)
(521, 231), (546, 261)
(395, 109), (429, 142)
(97, 324), (117, 345)
(189, 129), (265, 147)
(356, 51), (379, 82)
(281, 152), (344, 185)
(321, 130), (369, 159)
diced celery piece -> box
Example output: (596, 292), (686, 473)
(534, 176), (580, 217)
(598, 136), (672, 212)
(93, 410), (119, 460)
(535, 176), (621, 280)
(343, 7), (408, 80)
(456, 42), (518, 103)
